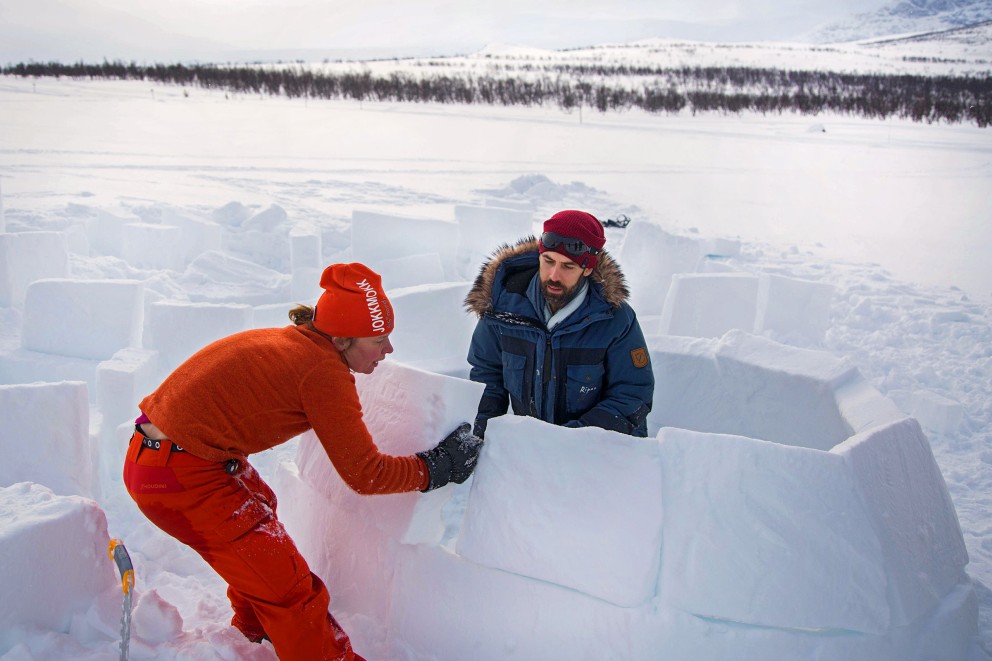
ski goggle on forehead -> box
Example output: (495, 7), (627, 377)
(540, 231), (600, 257)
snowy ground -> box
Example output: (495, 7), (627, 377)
(1, 71), (990, 659)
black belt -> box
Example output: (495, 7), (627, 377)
(140, 436), (185, 452)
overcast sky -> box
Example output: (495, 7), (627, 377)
(1, 0), (891, 63)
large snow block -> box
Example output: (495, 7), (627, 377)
(295, 361), (483, 546)
(660, 273), (759, 338)
(0, 231), (69, 307)
(658, 427), (889, 634)
(290, 231), (322, 301)
(833, 418), (970, 627)
(386, 282), (476, 377)
(454, 204), (534, 279)
(122, 223), (183, 271)
(457, 416), (665, 607)
(617, 221), (704, 318)
(178, 251), (291, 304)
(21, 279), (143, 360)
(0, 382), (94, 498)
(159, 208), (224, 266)
(143, 300), (252, 375)
(83, 209), (129, 257)
(647, 331), (858, 450)
(755, 273), (834, 345)
(0, 482), (116, 655)
(96, 347), (159, 435)
(351, 210), (459, 281)
(378, 252), (445, 290)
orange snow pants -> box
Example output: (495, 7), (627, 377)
(124, 430), (363, 661)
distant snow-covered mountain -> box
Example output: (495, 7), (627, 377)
(809, 0), (992, 43)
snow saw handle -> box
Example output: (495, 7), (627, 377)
(108, 539), (135, 595)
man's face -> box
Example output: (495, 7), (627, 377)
(539, 251), (593, 312)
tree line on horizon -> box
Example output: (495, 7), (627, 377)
(3, 60), (990, 127)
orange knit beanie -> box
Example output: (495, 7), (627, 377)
(313, 263), (394, 337)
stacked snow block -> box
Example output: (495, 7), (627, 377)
(0, 482), (116, 655)
(0, 382), (94, 498)
(96, 347), (159, 438)
(0, 231), (69, 307)
(22, 279), (144, 361)
(453, 204), (535, 280)
(351, 210), (459, 283)
(616, 221), (705, 319)
(457, 416), (664, 607)
(158, 208), (224, 267)
(122, 223), (184, 271)
(386, 282), (476, 377)
(290, 230), (322, 301)
(379, 253), (445, 290)
(83, 209), (131, 257)
(142, 300), (252, 378)
(660, 272), (834, 345)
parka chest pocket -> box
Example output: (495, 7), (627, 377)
(566, 363), (605, 413)
(501, 352), (528, 408)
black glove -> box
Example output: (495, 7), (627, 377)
(416, 422), (484, 492)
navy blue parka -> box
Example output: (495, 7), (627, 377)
(465, 237), (654, 437)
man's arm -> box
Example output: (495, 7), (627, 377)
(467, 317), (510, 437)
(567, 309), (655, 436)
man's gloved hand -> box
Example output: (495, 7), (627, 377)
(416, 422), (484, 492)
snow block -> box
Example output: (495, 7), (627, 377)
(379, 253), (445, 290)
(122, 223), (183, 271)
(178, 250), (291, 304)
(143, 300), (252, 375)
(386, 282), (476, 377)
(0, 382), (94, 498)
(617, 221), (704, 317)
(96, 347), (159, 436)
(454, 204), (534, 279)
(647, 331), (858, 449)
(159, 208), (224, 266)
(295, 361), (483, 546)
(658, 427), (889, 633)
(0, 231), (69, 307)
(0, 483), (116, 656)
(833, 418), (970, 627)
(755, 273), (834, 345)
(22, 279), (144, 360)
(290, 231), (322, 301)
(890, 389), (965, 436)
(351, 210), (459, 281)
(83, 209), (130, 257)
(660, 273), (759, 338)
(457, 416), (665, 607)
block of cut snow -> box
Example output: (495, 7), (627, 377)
(351, 210), (459, 281)
(252, 302), (294, 329)
(617, 221), (704, 317)
(159, 208), (223, 265)
(122, 223), (183, 271)
(754, 273), (834, 345)
(908, 389), (964, 436)
(0, 231), (69, 307)
(290, 232), (322, 300)
(0, 483), (116, 646)
(647, 331), (856, 450)
(658, 427), (889, 633)
(833, 378), (904, 435)
(483, 197), (535, 211)
(22, 279), (143, 360)
(387, 282), (476, 377)
(454, 204), (534, 279)
(84, 209), (130, 257)
(659, 273), (759, 338)
(178, 250), (291, 304)
(243, 204), (288, 232)
(833, 418), (969, 627)
(379, 252), (445, 290)
(457, 416), (665, 607)
(0, 382), (94, 498)
(143, 300), (252, 375)
(96, 348), (159, 436)
(295, 361), (483, 546)
(701, 236), (741, 257)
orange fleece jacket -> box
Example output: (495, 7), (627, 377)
(140, 325), (429, 494)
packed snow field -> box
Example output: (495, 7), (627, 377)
(0, 66), (990, 660)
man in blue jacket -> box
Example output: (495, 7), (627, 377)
(464, 209), (654, 437)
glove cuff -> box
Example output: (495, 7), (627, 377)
(416, 449), (452, 493)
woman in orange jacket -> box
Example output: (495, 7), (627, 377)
(124, 262), (481, 660)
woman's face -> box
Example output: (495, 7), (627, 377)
(340, 334), (394, 374)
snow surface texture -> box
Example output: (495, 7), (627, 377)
(1, 69), (991, 660)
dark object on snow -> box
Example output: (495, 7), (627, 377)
(602, 214), (631, 229)
(417, 422), (484, 492)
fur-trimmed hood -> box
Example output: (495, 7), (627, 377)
(464, 236), (630, 318)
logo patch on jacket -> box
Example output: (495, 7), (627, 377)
(630, 347), (649, 369)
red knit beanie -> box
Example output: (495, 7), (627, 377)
(539, 210), (606, 269)
(313, 263), (394, 337)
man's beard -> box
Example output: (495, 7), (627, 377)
(542, 275), (586, 313)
